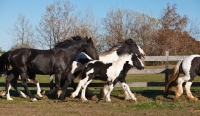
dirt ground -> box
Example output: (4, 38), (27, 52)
(1, 88), (200, 116)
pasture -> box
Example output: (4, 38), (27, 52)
(1, 74), (200, 116)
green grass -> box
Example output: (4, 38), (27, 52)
(1, 73), (200, 83)
(1, 67), (200, 115)
(1, 82), (200, 115)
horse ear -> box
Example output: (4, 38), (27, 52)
(125, 38), (134, 44)
(87, 37), (92, 43)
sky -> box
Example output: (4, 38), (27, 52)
(0, 0), (199, 51)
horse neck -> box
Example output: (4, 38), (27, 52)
(99, 51), (119, 63)
(114, 54), (133, 66)
(66, 44), (87, 61)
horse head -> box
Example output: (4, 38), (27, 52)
(124, 38), (145, 60)
(82, 37), (99, 60)
(132, 53), (145, 70)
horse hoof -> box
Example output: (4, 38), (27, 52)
(188, 97), (198, 101)
(37, 94), (43, 98)
(194, 97), (198, 101)
(20, 94), (27, 98)
(106, 98), (111, 102)
(42, 90), (46, 95)
(163, 92), (169, 98)
(36, 92), (43, 98)
(70, 93), (76, 98)
(91, 95), (98, 101)
(0, 91), (6, 96)
(7, 98), (13, 101)
(81, 98), (88, 102)
(125, 98), (132, 100)
(31, 98), (37, 102)
(57, 90), (62, 98)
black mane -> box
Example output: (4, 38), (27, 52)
(54, 36), (83, 48)
(116, 38), (137, 55)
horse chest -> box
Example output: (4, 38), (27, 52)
(106, 63), (124, 80)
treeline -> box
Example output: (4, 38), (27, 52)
(6, 0), (200, 56)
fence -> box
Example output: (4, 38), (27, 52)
(0, 51), (196, 88)
(125, 51), (188, 87)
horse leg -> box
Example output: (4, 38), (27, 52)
(6, 83), (13, 100)
(5, 70), (18, 100)
(185, 81), (198, 101)
(28, 79), (43, 98)
(99, 83), (109, 99)
(70, 74), (94, 99)
(81, 79), (92, 102)
(174, 76), (189, 99)
(104, 83), (114, 102)
(71, 77), (88, 98)
(121, 82), (137, 101)
(13, 85), (27, 98)
(122, 82), (132, 100)
(49, 75), (54, 90)
(85, 87), (95, 100)
(46, 73), (61, 98)
(58, 79), (71, 101)
(70, 77), (77, 90)
(20, 73), (37, 102)
(124, 90), (132, 100)
(11, 76), (27, 98)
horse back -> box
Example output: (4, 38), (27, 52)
(10, 48), (70, 75)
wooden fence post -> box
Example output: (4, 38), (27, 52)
(165, 51), (169, 83)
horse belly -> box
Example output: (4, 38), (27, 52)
(30, 63), (53, 74)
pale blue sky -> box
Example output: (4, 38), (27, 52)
(0, 0), (199, 51)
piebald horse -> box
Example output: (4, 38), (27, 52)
(164, 55), (200, 101)
(71, 53), (144, 102)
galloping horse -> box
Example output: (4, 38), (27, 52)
(0, 36), (99, 101)
(2, 38), (145, 100)
(58, 38), (145, 99)
(71, 53), (144, 102)
(164, 55), (200, 101)
(0, 51), (44, 99)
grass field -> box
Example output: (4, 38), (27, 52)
(1, 73), (200, 115)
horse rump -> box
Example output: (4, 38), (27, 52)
(164, 60), (183, 98)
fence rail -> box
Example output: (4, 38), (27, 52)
(0, 51), (196, 88)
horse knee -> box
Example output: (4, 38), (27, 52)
(121, 83), (129, 90)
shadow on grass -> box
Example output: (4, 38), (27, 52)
(109, 89), (177, 101)
(136, 89), (164, 100)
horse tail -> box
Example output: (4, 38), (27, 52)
(0, 51), (12, 72)
(163, 59), (183, 98)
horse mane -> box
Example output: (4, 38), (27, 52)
(100, 38), (135, 56)
(100, 42), (124, 56)
(54, 36), (84, 48)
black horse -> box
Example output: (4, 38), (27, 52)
(0, 36), (99, 101)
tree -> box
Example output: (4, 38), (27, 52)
(8, 14), (35, 50)
(36, 0), (99, 49)
(102, 8), (159, 51)
(153, 4), (189, 55)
